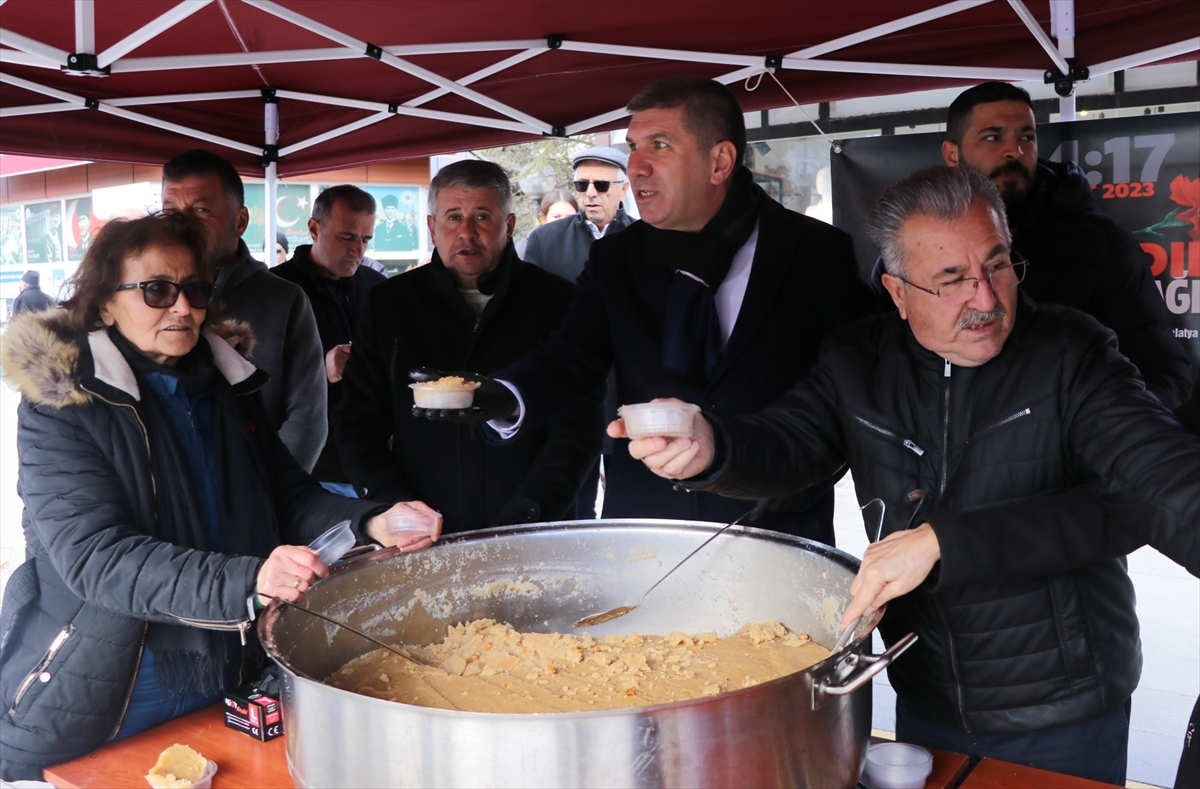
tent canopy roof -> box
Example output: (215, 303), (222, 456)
(2, 0), (1197, 176)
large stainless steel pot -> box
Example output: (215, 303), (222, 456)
(260, 520), (914, 789)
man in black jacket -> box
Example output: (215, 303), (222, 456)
(941, 82), (1191, 412)
(11, 271), (55, 315)
(273, 185), (385, 495)
(416, 77), (876, 544)
(629, 166), (1199, 784)
(334, 161), (603, 533)
(163, 149), (327, 472)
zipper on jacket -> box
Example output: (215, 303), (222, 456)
(932, 598), (971, 731)
(939, 361), (952, 498)
(966, 407), (1033, 444)
(852, 416), (924, 456)
(9, 624), (75, 714)
(106, 623), (148, 742)
(165, 613), (251, 646)
(81, 386), (156, 499)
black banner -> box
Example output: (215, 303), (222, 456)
(831, 113), (1200, 424)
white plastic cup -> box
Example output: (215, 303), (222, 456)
(618, 402), (701, 440)
(309, 520), (355, 566)
(383, 509), (441, 537)
(410, 380), (479, 409)
(863, 742), (933, 789)
(145, 759), (217, 789)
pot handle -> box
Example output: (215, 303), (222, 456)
(812, 632), (918, 710)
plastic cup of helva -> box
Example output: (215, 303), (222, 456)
(618, 402), (701, 440)
(410, 377), (481, 409)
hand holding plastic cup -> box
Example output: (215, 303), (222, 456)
(618, 401), (702, 440)
(383, 508), (442, 538)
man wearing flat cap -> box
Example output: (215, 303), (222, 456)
(11, 271), (56, 315)
(523, 146), (635, 283)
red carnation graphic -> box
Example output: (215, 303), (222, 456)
(1169, 175), (1200, 241)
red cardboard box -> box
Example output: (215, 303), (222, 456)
(223, 685), (283, 741)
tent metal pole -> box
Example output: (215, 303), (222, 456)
(97, 0), (212, 68)
(0, 50), (55, 69)
(97, 104), (261, 154)
(404, 48), (546, 108)
(0, 27), (69, 66)
(245, 0), (552, 134)
(106, 90), (263, 106)
(1089, 37), (1200, 76)
(265, 96), (279, 268)
(275, 89), (538, 134)
(1051, 0), (1076, 121)
(74, 0), (94, 54)
(0, 71), (87, 104)
(793, 0), (991, 59)
(778, 57), (1042, 81)
(0, 103), (82, 118)
(1009, 0), (1071, 77)
(279, 112), (392, 158)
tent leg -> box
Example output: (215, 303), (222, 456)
(265, 94), (279, 266)
(1051, 0), (1076, 121)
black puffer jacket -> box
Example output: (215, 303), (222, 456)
(0, 311), (383, 779)
(693, 297), (1199, 734)
(334, 245), (604, 532)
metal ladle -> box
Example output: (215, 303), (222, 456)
(573, 505), (758, 628)
(831, 489), (926, 653)
(264, 595), (425, 664)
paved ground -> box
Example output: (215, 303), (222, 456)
(0, 379), (1194, 787)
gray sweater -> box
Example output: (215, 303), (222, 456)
(216, 241), (326, 471)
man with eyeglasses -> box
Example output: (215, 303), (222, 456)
(273, 185), (386, 496)
(627, 165), (1199, 784)
(522, 146), (634, 284)
(163, 149), (327, 473)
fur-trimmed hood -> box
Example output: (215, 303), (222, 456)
(2, 309), (260, 408)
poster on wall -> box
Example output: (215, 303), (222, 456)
(1, 205), (25, 267)
(66, 197), (94, 261)
(830, 112), (1200, 424)
(243, 183), (314, 258)
(363, 186), (420, 255)
(24, 200), (64, 264)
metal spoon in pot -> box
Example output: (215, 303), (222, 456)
(831, 489), (926, 653)
(263, 595), (426, 665)
(573, 506), (758, 628)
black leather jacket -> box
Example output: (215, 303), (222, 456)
(692, 297), (1199, 734)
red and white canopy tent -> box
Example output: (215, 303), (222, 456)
(2, 0), (1197, 244)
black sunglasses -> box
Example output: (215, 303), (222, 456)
(573, 179), (624, 193)
(115, 279), (216, 309)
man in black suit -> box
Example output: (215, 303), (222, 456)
(416, 76), (876, 543)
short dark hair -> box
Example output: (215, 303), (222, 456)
(312, 184), (376, 224)
(946, 82), (1034, 147)
(428, 160), (514, 216)
(867, 166), (1008, 279)
(162, 149), (245, 209)
(61, 213), (213, 332)
(626, 77), (747, 165)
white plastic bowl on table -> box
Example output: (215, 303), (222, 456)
(863, 742), (932, 789)
(618, 402), (701, 439)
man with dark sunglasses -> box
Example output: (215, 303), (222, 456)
(162, 149), (327, 474)
(522, 146), (634, 284)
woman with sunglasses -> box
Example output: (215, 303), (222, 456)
(0, 213), (433, 780)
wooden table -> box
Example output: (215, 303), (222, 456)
(959, 757), (1123, 788)
(45, 704), (294, 789)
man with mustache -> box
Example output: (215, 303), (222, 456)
(627, 165), (1198, 784)
(334, 161), (603, 533)
(941, 82), (1191, 416)
(412, 77), (876, 544)
(273, 185), (386, 495)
